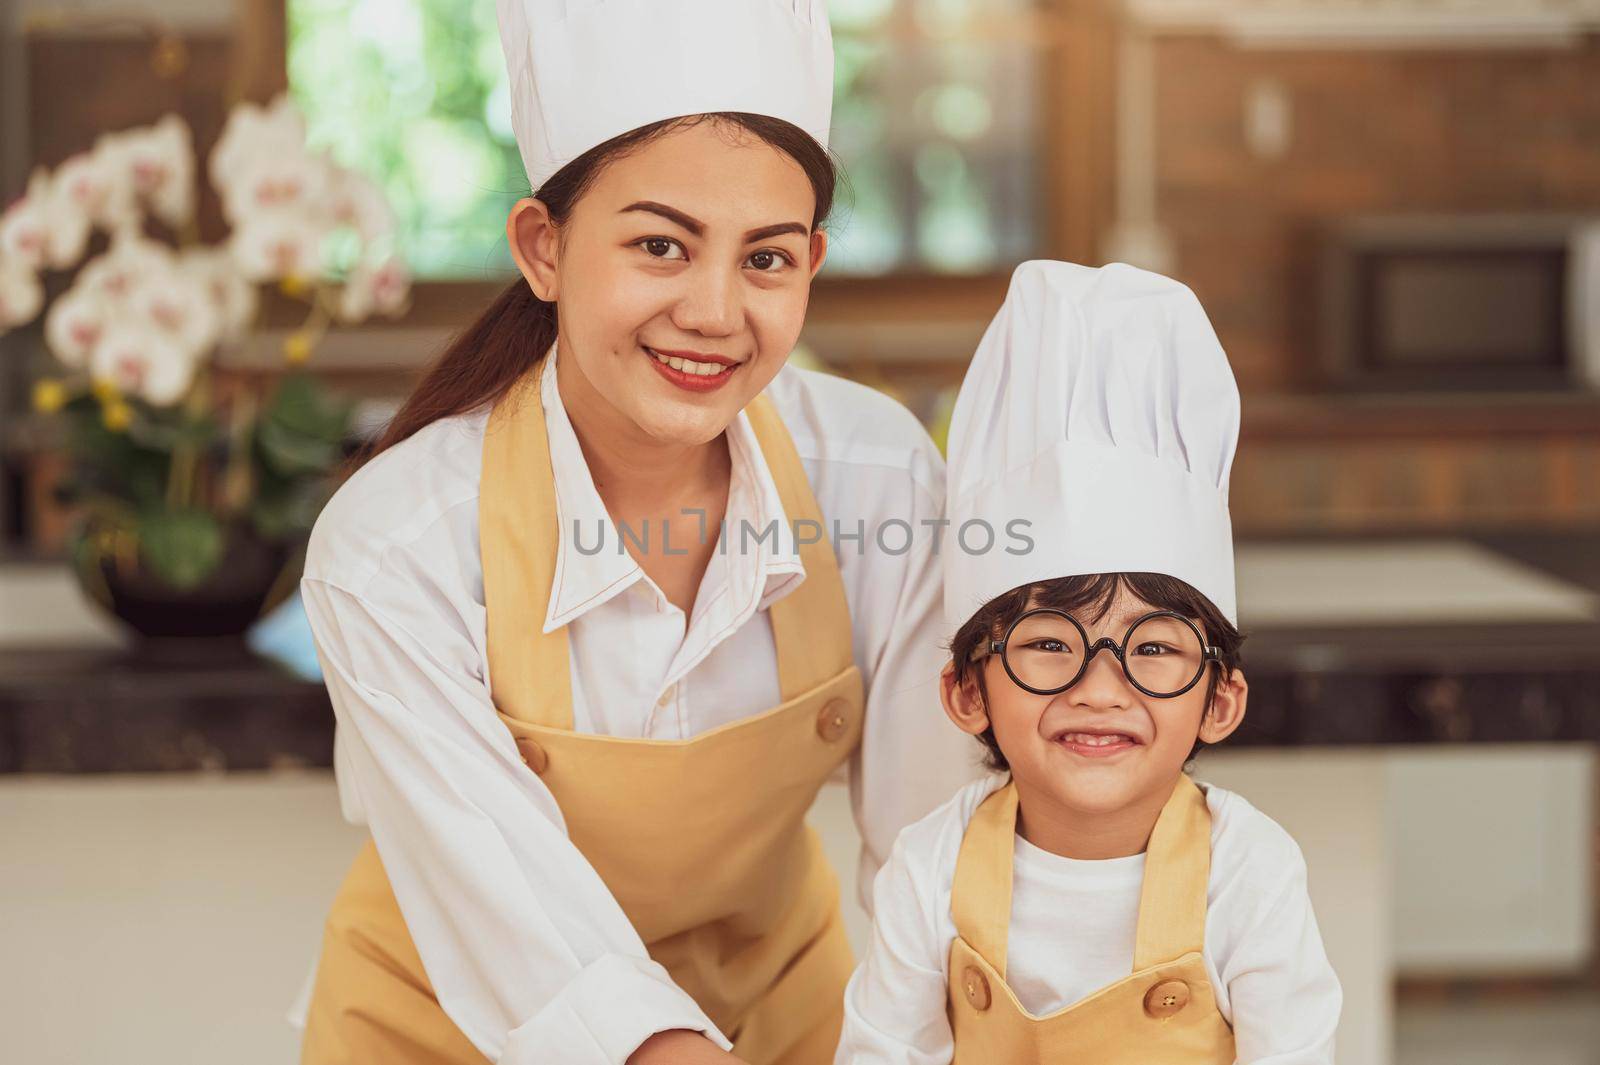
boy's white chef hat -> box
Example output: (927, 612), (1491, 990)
(945, 260), (1242, 629)
(495, 0), (834, 192)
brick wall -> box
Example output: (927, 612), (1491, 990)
(1152, 35), (1600, 393)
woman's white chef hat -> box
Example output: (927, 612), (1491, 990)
(944, 260), (1242, 629)
(495, 0), (834, 192)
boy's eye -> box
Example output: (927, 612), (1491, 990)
(747, 249), (792, 273)
(1133, 642), (1177, 657)
(1025, 639), (1073, 654)
(637, 237), (687, 260)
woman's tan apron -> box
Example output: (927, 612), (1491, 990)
(301, 365), (864, 1065)
(947, 775), (1235, 1064)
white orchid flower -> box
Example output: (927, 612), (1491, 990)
(90, 321), (199, 406)
(328, 165), (396, 245)
(219, 152), (332, 230)
(210, 94), (309, 193)
(76, 231), (177, 307)
(0, 168), (53, 271)
(36, 160), (98, 269)
(44, 286), (110, 367)
(123, 114), (197, 229)
(0, 261), (44, 332)
(129, 267), (221, 360)
(86, 134), (148, 232)
(337, 254), (411, 323)
(229, 211), (331, 283)
(53, 152), (113, 219)
(179, 246), (258, 343)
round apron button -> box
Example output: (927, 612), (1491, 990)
(961, 965), (991, 1011)
(515, 738), (548, 775)
(1143, 979), (1190, 1018)
(815, 698), (851, 742)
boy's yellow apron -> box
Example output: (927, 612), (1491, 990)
(301, 365), (863, 1065)
(947, 775), (1235, 1063)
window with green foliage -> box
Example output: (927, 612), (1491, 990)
(287, 0), (1039, 279)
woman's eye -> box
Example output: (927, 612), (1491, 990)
(747, 249), (791, 273)
(637, 237), (686, 260)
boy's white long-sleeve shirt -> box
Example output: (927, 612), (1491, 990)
(836, 775), (1342, 1065)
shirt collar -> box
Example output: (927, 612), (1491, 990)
(724, 397), (806, 613)
(539, 345), (807, 634)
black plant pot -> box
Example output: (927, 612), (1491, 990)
(85, 528), (296, 642)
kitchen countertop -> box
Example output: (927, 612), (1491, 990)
(2, 534), (1596, 772)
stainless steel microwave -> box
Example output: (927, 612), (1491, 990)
(1319, 214), (1600, 392)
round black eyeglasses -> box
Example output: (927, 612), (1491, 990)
(972, 608), (1222, 699)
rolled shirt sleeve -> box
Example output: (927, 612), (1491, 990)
(829, 406), (983, 913)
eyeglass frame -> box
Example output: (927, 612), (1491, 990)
(971, 607), (1224, 700)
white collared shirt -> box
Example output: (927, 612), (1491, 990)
(835, 776), (1343, 1065)
(296, 349), (980, 1064)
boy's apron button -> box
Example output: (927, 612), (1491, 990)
(815, 699), (851, 742)
(961, 965), (991, 1011)
(515, 738), (549, 775)
(1143, 979), (1190, 1018)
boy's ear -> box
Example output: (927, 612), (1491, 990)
(941, 660), (991, 738)
(1198, 668), (1248, 745)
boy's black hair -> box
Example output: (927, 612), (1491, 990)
(946, 572), (1245, 772)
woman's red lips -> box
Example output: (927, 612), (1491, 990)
(643, 346), (739, 394)
(648, 348), (740, 366)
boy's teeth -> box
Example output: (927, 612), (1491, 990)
(1061, 732), (1133, 747)
(651, 349), (728, 376)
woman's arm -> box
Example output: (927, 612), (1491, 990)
(629, 1031), (749, 1065)
(304, 575), (731, 1064)
(842, 441), (982, 909)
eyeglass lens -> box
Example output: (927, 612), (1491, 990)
(1004, 612), (1206, 696)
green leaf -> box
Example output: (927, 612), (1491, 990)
(62, 415), (173, 510)
(256, 372), (355, 477)
(139, 509), (225, 590)
(250, 472), (333, 541)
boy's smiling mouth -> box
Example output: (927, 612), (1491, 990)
(1051, 727), (1143, 758)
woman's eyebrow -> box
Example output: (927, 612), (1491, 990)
(621, 201), (704, 235)
(744, 221), (809, 242)
(620, 202), (808, 243)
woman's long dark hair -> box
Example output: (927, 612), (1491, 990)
(359, 113), (838, 464)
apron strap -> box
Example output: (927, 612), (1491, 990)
(743, 391), (855, 701)
(949, 780), (1019, 979)
(481, 360), (855, 731)
(949, 776), (1212, 981)
(481, 365), (572, 730)
(1131, 774), (1213, 971)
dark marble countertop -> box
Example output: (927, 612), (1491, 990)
(3, 533), (1597, 772)
(0, 641), (332, 773)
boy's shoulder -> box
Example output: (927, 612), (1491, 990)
(891, 773), (1010, 878)
(1198, 781), (1311, 902)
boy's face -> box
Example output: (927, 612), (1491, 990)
(941, 586), (1248, 819)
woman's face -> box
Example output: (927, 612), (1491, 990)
(510, 120), (827, 446)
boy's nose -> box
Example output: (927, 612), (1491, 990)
(1068, 650), (1133, 710)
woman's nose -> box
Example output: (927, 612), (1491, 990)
(671, 263), (742, 337)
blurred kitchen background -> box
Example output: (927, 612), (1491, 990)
(3, 0), (1598, 1061)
